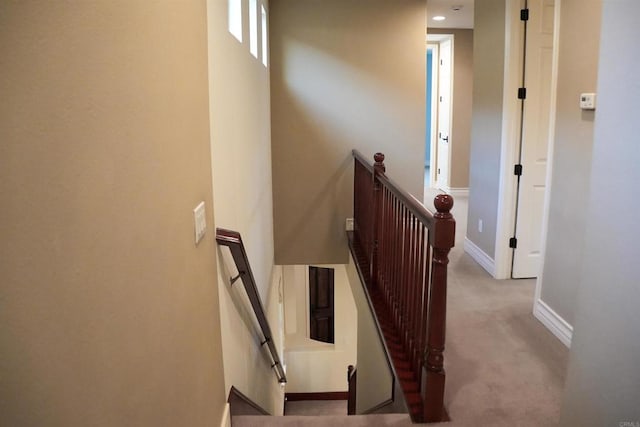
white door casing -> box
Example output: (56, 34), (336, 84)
(427, 42), (439, 188)
(436, 36), (453, 190)
(512, 0), (556, 278)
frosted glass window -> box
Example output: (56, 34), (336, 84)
(249, 0), (258, 57)
(261, 5), (268, 67)
(229, 0), (242, 42)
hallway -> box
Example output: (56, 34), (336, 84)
(425, 188), (569, 425)
(235, 191), (569, 426)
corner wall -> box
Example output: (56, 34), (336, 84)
(537, 0), (601, 329)
(0, 2), (225, 425)
(559, 0), (640, 422)
(207, 0), (285, 415)
(270, 0), (427, 265)
(466, 0), (506, 258)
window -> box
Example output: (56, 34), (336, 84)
(261, 5), (268, 66)
(228, 0), (242, 42)
(308, 266), (335, 344)
(249, 0), (258, 57)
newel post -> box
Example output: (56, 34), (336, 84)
(423, 194), (455, 422)
(371, 153), (386, 288)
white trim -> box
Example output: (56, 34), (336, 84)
(534, 0), (562, 320)
(533, 299), (573, 348)
(220, 403), (231, 427)
(430, 34), (455, 190)
(427, 42), (439, 187)
(464, 238), (496, 277)
(440, 186), (469, 197)
(494, 0), (526, 280)
(304, 265), (310, 338)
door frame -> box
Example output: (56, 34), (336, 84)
(494, 0), (560, 280)
(427, 33), (454, 191)
(533, 0), (561, 306)
(426, 41), (439, 187)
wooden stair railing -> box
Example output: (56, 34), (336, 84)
(349, 150), (455, 423)
(215, 228), (287, 384)
(347, 365), (357, 415)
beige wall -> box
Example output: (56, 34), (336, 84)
(0, 2), (225, 426)
(207, 0), (285, 415)
(466, 0), (506, 257)
(428, 29), (474, 189)
(283, 265), (357, 393)
(560, 0), (640, 422)
(270, 0), (427, 264)
(538, 0), (601, 326)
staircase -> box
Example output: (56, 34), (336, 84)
(349, 151), (455, 423)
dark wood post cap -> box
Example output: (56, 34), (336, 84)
(434, 194), (454, 217)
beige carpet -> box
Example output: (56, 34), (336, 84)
(284, 400), (347, 416)
(235, 192), (569, 426)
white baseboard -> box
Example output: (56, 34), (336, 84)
(220, 403), (231, 427)
(464, 237), (496, 277)
(533, 299), (573, 348)
(441, 187), (469, 197)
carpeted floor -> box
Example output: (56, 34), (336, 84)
(235, 191), (569, 426)
(430, 190), (569, 426)
(285, 400), (347, 416)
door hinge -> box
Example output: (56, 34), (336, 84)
(514, 164), (523, 176)
(509, 237), (518, 249)
(440, 59), (443, 65)
(518, 87), (527, 100)
(521, 8), (529, 21)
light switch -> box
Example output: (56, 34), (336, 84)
(580, 93), (596, 110)
(345, 218), (354, 231)
(193, 201), (206, 245)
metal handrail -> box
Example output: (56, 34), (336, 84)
(215, 228), (287, 383)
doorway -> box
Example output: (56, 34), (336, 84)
(425, 34), (454, 197)
(512, 0), (556, 278)
(494, 0), (559, 279)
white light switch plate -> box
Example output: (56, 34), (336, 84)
(194, 201), (206, 245)
(580, 93), (596, 110)
(346, 218), (354, 231)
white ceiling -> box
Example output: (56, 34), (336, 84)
(427, 0), (474, 29)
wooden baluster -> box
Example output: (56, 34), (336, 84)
(413, 224), (426, 383)
(419, 231), (432, 386)
(409, 214), (419, 371)
(408, 217), (416, 374)
(347, 365), (357, 415)
(423, 194), (455, 422)
(383, 188), (392, 304)
(371, 153), (385, 292)
(404, 209), (412, 349)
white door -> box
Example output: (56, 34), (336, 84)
(436, 37), (453, 190)
(512, 0), (555, 278)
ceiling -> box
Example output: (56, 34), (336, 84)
(427, 0), (474, 29)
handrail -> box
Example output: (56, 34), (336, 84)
(350, 150), (455, 423)
(353, 149), (434, 227)
(215, 228), (287, 383)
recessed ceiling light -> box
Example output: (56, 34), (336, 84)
(432, 16), (446, 21)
